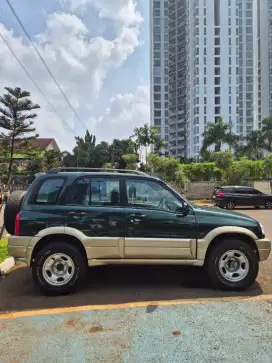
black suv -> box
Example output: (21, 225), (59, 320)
(213, 186), (272, 210)
(5, 168), (271, 295)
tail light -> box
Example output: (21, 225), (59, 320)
(217, 192), (225, 197)
(15, 213), (20, 236)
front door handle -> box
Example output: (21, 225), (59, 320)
(129, 213), (146, 218)
(68, 211), (87, 216)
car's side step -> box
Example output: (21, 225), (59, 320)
(88, 259), (204, 267)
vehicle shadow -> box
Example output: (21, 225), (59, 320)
(0, 264), (264, 313)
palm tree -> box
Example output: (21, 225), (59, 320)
(202, 117), (239, 153)
(131, 124), (164, 163)
(0, 87), (40, 184)
(242, 130), (265, 160)
(262, 117), (272, 152)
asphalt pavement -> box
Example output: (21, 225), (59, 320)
(0, 208), (271, 363)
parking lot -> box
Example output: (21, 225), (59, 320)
(0, 208), (272, 362)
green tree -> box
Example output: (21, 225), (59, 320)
(122, 154), (138, 170)
(202, 117), (239, 153)
(263, 153), (272, 178)
(132, 124), (164, 163)
(0, 87), (40, 184)
(43, 150), (62, 170)
(262, 117), (272, 152)
(241, 130), (265, 160)
(26, 157), (46, 174)
(108, 139), (136, 165)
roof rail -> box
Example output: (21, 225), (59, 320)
(47, 167), (148, 176)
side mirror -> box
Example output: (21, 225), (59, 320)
(176, 203), (189, 216)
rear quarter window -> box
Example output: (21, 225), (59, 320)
(35, 178), (65, 204)
(221, 188), (234, 193)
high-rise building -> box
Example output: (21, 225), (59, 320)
(151, 0), (272, 159)
(150, 0), (169, 156)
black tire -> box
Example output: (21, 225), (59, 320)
(4, 190), (26, 235)
(206, 238), (259, 291)
(264, 201), (272, 209)
(32, 242), (87, 295)
(225, 200), (235, 210)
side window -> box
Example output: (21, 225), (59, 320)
(35, 178), (65, 204)
(62, 177), (91, 205)
(251, 189), (262, 195)
(126, 179), (183, 212)
(236, 188), (250, 194)
(222, 188), (233, 193)
(90, 178), (120, 206)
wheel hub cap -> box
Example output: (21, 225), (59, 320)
(42, 253), (75, 286)
(219, 250), (249, 282)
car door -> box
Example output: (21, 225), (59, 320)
(233, 188), (251, 206)
(59, 176), (126, 259)
(250, 188), (263, 206)
(124, 178), (197, 259)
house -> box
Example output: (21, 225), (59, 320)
(0, 138), (60, 168)
(31, 138), (60, 152)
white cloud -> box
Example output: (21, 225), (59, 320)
(0, 0), (144, 150)
(61, 0), (143, 25)
(90, 84), (150, 141)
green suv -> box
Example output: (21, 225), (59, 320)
(6, 168), (271, 295)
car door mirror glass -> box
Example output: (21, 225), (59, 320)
(176, 203), (189, 215)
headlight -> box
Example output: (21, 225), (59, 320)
(260, 224), (265, 236)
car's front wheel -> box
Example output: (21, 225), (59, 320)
(265, 201), (272, 209)
(32, 242), (87, 295)
(206, 238), (259, 290)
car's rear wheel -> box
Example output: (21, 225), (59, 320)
(226, 201), (235, 210)
(32, 242), (87, 295)
(206, 238), (259, 290)
(265, 201), (272, 209)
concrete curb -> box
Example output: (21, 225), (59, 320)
(0, 257), (15, 275)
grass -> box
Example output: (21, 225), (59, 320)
(0, 238), (9, 264)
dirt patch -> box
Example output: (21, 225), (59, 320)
(172, 330), (181, 336)
(89, 325), (104, 333)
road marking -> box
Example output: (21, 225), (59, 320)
(0, 294), (272, 320)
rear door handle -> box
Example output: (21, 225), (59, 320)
(68, 211), (87, 216)
(129, 213), (146, 218)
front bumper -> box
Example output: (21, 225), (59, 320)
(256, 238), (271, 261)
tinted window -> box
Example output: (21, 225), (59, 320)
(251, 189), (262, 195)
(91, 178), (120, 206)
(221, 188), (234, 193)
(62, 177), (91, 206)
(235, 188), (251, 194)
(62, 177), (121, 206)
(36, 178), (65, 204)
(126, 179), (183, 212)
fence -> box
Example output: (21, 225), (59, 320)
(2, 176), (272, 200)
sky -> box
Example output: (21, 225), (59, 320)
(0, 0), (150, 151)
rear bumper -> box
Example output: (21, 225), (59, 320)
(256, 238), (271, 261)
(8, 236), (33, 266)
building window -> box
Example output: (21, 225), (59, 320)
(215, 97), (220, 105)
(214, 0), (220, 26)
(215, 28), (220, 36)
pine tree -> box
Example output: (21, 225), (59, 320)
(0, 87), (40, 184)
